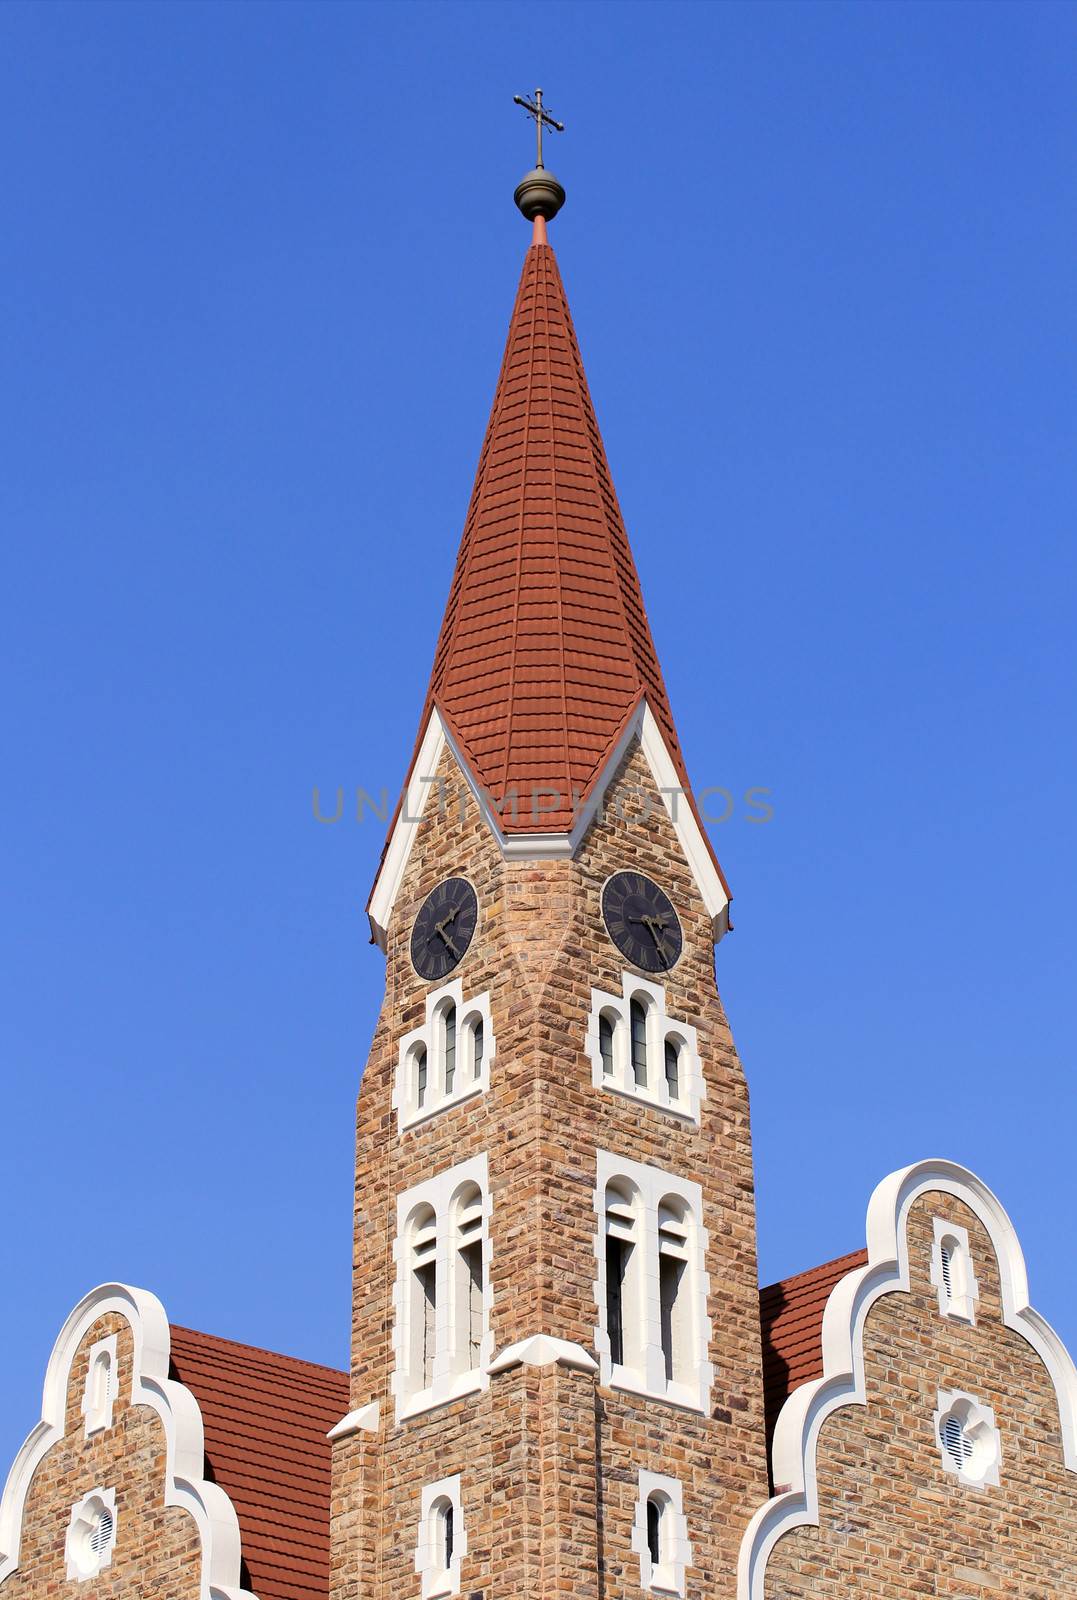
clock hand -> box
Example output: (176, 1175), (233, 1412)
(435, 925), (460, 956)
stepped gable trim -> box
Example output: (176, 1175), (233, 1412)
(0, 1284), (256, 1600)
(760, 1247), (868, 1444)
(366, 701), (731, 950)
(738, 1159), (1077, 1600)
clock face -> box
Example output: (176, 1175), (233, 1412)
(601, 871), (683, 973)
(410, 876), (479, 981)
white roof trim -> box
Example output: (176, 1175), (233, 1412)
(327, 1400), (379, 1441)
(0, 1283), (255, 1600)
(487, 1334), (598, 1374)
(737, 1158), (1077, 1600)
(368, 701), (730, 947)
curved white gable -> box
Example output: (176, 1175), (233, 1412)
(0, 1282), (255, 1600)
(737, 1158), (1077, 1600)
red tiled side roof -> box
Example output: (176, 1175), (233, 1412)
(415, 238), (693, 832)
(759, 1248), (868, 1447)
(169, 1325), (348, 1600)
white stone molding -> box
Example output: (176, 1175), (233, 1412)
(930, 1215), (980, 1324)
(414, 1472), (466, 1600)
(631, 1469), (692, 1596)
(592, 1150), (712, 1414)
(487, 1335), (598, 1375)
(65, 1484), (117, 1581)
(585, 973), (704, 1124)
(0, 1282), (255, 1599)
(81, 1332), (118, 1437)
(934, 1388), (1001, 1488)
(326, 1401), (380, 1441)
(736, 1158), (1077, 1600)
(367, 700), (731, 948)
(392, 1154), (493, 1423)
(392, 976), (494, 1133)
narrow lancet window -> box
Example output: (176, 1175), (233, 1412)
(630, 999), (648, 1088)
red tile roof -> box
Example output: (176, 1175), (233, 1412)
(416, 238), (693, 833)
(169, 1325), (348, 1600)
(759, 1248), (868, 1448)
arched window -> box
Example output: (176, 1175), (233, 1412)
(630, 998), (648, 1088)
(434, 1496), (454, 1571)
(634, 1471), (690, 1595)
(646, 1493), (663, 1566)
(467, 1016), (484, 1080)
(89, 1349), (111, 1417)
(416, 1474), (466, 1599)
(931, 1218), (979, 1323)
(663, 1037), (680, 1102)
(81, 1334), (118, 1436)
(451, 1182), (485, 1374)
(599, 1012), (616, 1078)
(587, 979), (703, 1123)
(396, 982), (494, 1131)
(941, 1237), (956, 1300)
(596, 1154), (710, 1412)
(441, 1003), (457, 1095)
(658, 1197), (691, 1383)
(604, 1179), (641, 1374)
(394, 1155), (491, 1422)
(407, 1204), (438, 1396)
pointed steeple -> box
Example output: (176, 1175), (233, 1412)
(416, 233), (695, 833)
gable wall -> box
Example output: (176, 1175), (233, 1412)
(762, 1193), (1077, 1599)
(0, 1313), (202, 1600)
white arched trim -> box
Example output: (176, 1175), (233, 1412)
(737, 1158), (1077, 1600)
(0, 1283), (255, 1600)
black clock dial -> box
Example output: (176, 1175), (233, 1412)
(601, 871), (683, 973)
(411, 876), (478, 981)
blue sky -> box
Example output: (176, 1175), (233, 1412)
(2, 0), (1075, 1469)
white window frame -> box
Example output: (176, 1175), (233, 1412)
(631, 1469), (692, 1596)
(81, 1333), (118, 1436)
(392, 1154), (493, 1422)
(585, 974), (704, 1124)
(930, 1216), (980, 1324)
(414, 1472), (466, 1599)
(593, 1151), (712, 1413)
(394, 978), (494, 1132)
(934, 1388), (1001, 1488)
(65, 1486), (117, 1581)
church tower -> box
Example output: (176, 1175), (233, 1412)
(329, 129), (770, 1600)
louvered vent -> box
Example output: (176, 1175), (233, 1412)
(942, 1414), (973, 1470)
(941, 1241), (953, 1298)
(90, 1507), (114, 1556)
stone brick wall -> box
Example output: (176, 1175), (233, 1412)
(331, 736), (771, 1600)
(0, 1312), (203, 1600)
(761, 1193), (1077, 1599)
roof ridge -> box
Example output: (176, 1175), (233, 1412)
(170, 1323), (347, 1381)
(760, 1247), (868, 1295)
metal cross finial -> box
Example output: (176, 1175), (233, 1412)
(513, 87), (564, 170)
